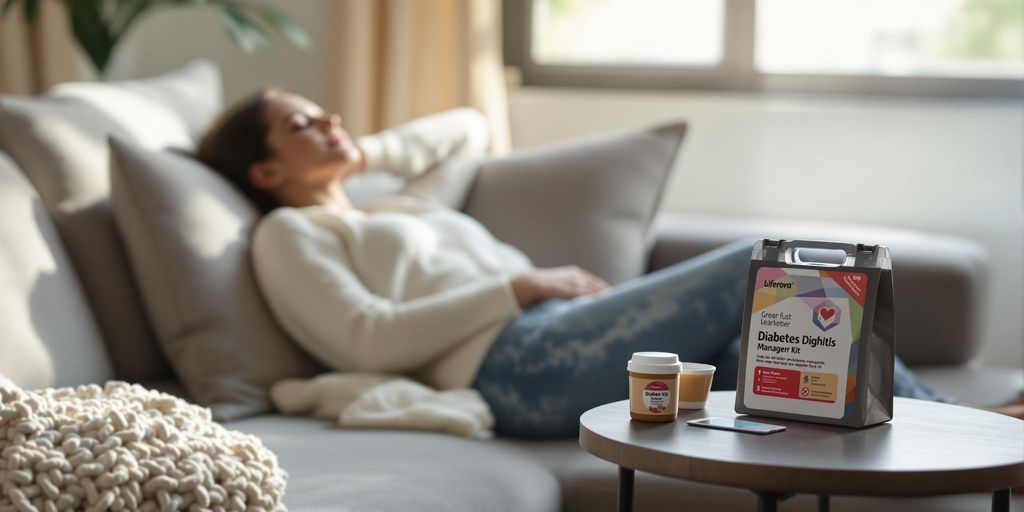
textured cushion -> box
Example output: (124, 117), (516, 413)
(464, 123), (686, 285)
(0, 60), (222, 383)
(109, 138), (324, 421)
(0, 380), (287, 511)
(232, 415), (561, 512)
(0, 152), (114, 389)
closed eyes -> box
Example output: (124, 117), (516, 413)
(289, 119), (311, 132)
(283, 111), (316, 132)
(283, 110), (338, 133)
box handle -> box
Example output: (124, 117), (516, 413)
(775, 240), (859, 267)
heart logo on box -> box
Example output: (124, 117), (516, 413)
(813, 301), (841, 332)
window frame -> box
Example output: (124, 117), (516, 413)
(503, 0), (1024, 98)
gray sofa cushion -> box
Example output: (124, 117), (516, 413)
(914, 365), (1023, 406)
(0, 60), (222, 383)
(464, 123), (686, 285)
(109, 138), (324, 421)
(0, 152), (114, 388)
(231, 415), (561, 512)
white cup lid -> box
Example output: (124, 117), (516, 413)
(680, 362), (716, 375)
(628, 352), (682, 374)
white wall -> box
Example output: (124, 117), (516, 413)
(101, 1), (331, 107)
(509, 87), (1024, 369)
(101, 3), (1023, 369)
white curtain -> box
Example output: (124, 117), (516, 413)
(327, 0), (511, 154)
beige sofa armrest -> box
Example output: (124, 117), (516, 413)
(648, 213), (989, 367)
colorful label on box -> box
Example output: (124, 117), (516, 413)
(743, 267), (866, 419)
(752, 367), (838, 402)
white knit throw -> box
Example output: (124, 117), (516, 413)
(0, 379), (287, 512)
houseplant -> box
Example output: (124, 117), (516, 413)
(1, 0), (310, 75)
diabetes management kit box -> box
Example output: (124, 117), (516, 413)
(735, 239), (895, 428)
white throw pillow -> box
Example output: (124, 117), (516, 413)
(0, 152), (114, 389)
(0, 60), (223, 383)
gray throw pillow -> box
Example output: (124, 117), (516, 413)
(0, 60), (222, 383)
(109, 137), (325, 421)
(0, 152), (114, 389)
(464, 123), (687, 284)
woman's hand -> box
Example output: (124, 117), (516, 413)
(510, 266), (611, 309)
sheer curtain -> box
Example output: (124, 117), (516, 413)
(0, 1), (77, 94)
(327, 0), (511, 154)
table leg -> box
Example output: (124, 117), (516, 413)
(618, 466), (634, 512)
(818, 495), (830, 512)
(756, 491), (783, 512)
(992, 489), (1009, 512)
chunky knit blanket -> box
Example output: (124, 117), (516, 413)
(0, 379), (287, 511)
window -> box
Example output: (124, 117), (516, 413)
(503, 0), (1024, 97)
(531, 0), (725, 67)
(757, 0), (1024, 79)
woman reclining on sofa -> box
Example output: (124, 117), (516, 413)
(196, 89), (1023, 438)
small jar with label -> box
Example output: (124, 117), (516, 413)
(628, 352), (682, 422)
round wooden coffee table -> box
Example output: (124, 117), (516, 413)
(579, 391), (1023, 512)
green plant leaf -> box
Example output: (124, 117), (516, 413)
(69, 0), (116, 73)
(220, 5), (272, 54)
(252, 5), (311, 50)
(22, 0), (37, 23)
(111, 0), (150, 36)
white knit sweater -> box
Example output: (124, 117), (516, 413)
(252, 109), (534, 389)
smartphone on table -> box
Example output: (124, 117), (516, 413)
(686, 417), (786, 435)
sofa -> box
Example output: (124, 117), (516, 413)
(0, 61), (1020, 512)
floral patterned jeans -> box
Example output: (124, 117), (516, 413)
(472, 240), (951, 439)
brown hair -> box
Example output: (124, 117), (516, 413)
(197, 88), (282, 214)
